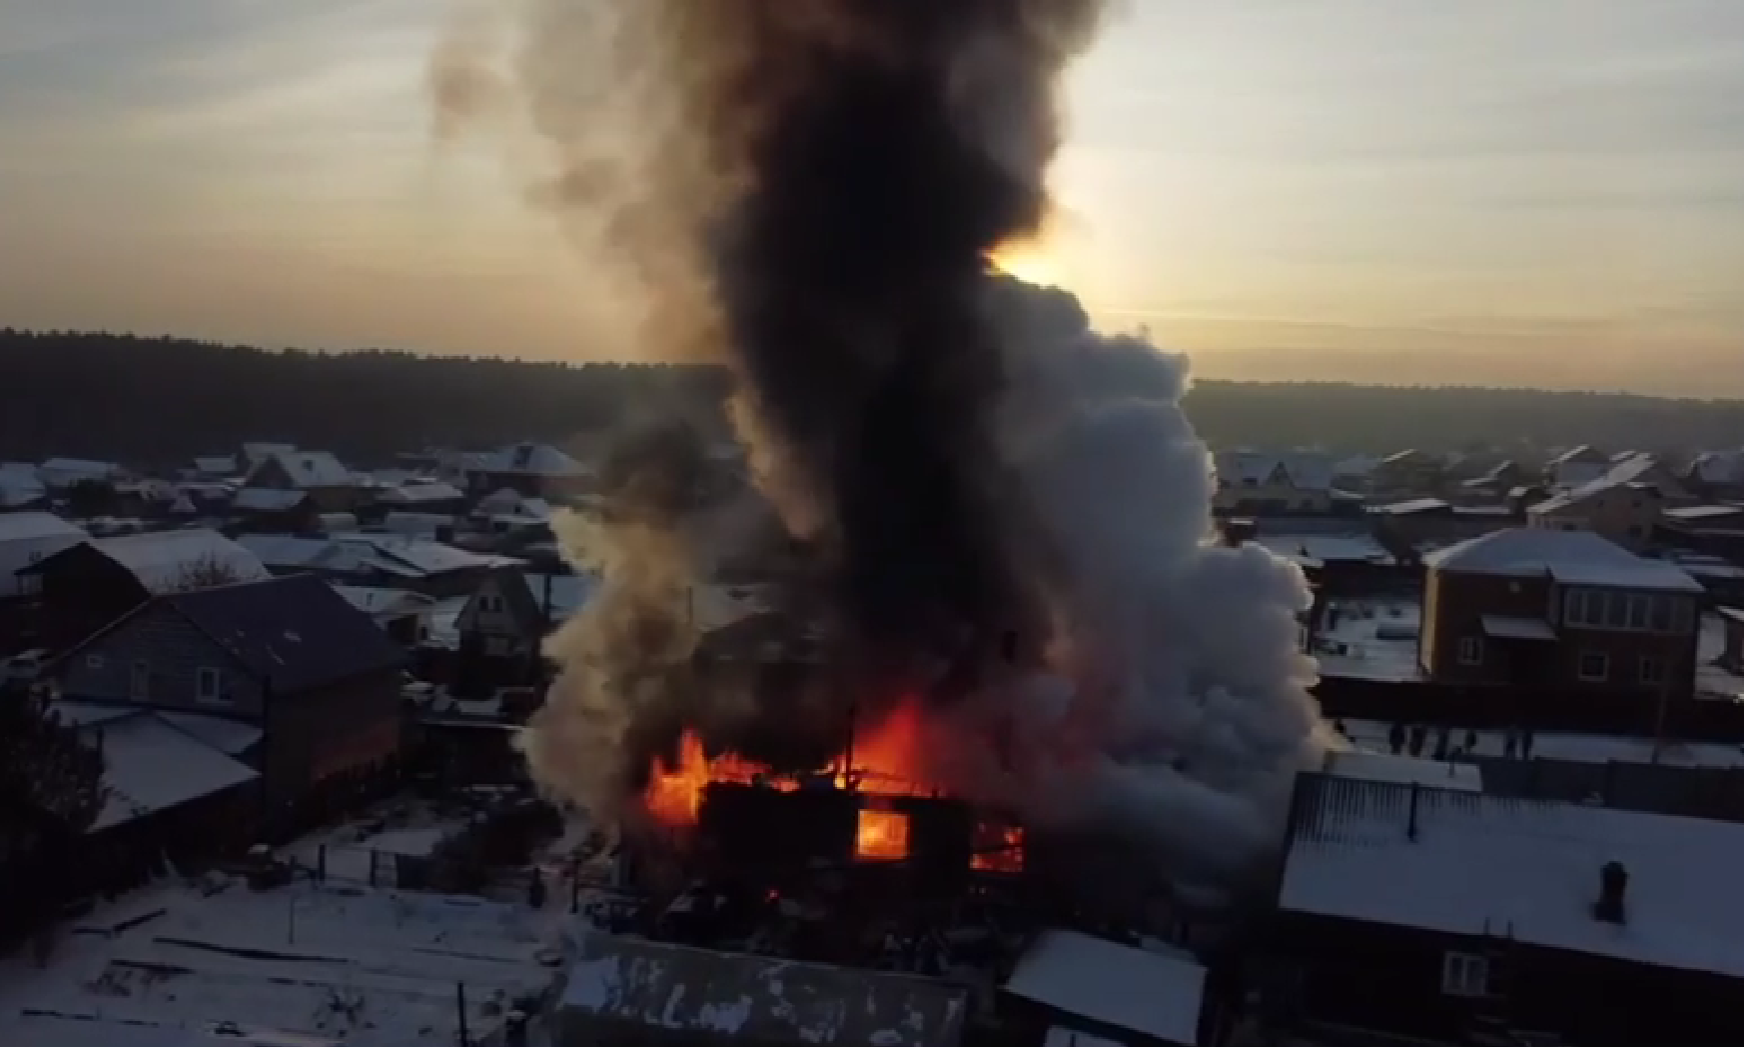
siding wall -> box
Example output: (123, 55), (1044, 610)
(58, 604), (266, 717)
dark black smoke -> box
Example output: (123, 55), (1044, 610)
(680, 0), (1107, 701)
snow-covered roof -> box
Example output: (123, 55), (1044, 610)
(78, 711), (259, 832)
(379, 481), (464, 504)
(1665, 504), (1744, 523)
(253, 450), (353, 489)
(1283, 774), (1744, 978)
(40, 457), (121, 478)
(154, 711), (263, 755)
(1549, 444), (1606, 467)
(335, 533), (521, 576)
(1255, 533), (1394, 568)
(81, 529), (271, 593)
(231, 487), (310, 512)
(477, 441), (588, 478)
(1689, 450), (1744, 486)
(191, 455), (238, 475)
(1005, 930), (1205, 1047)
(332, 584), (436, 618)
(1424, 528), (1703, 592)
(0, 462), (47, 506)
(0, 510), (85, 544)
(1372, 496), (1450, 516)
(1323, 749), (1484, 792)
(561, 930), (967, 1047)
(1215, 451), (1334, 492)
(1533, 453), (1677, 515)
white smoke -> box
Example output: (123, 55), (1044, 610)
(932, 279), (1334, 901)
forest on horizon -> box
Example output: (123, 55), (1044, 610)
(4, 328), (1741, 465)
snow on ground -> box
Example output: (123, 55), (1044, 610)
(282, 794), (505, 887)
(1311, 596), (1424, 682)
(0, 880), (565, 1047)
(1341, 718), (1744, 769)
(1697, 612), (1744, 703)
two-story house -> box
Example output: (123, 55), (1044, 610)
(1419, 529), (1703, 698)
(1368, 449), (1447, 500)
(1528, 454), (1693, 551)
(1213, 452), (1337, 517)
(453, 570), (549, 695)
(52, 574), (407, 829)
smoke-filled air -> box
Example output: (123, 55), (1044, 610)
(436, 0), (1334, 902)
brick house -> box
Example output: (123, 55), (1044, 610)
(1419, 529), (1703, 696)
(52, 574), (406, 832)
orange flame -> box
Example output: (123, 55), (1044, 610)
(855, 808), (911, 861)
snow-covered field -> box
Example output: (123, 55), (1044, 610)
(0, 879), (567, 1047)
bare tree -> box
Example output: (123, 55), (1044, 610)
(175, 553), (246, 591)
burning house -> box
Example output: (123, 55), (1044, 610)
(453, 0), (1331, 1018)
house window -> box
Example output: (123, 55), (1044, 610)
(1578, 652), (1610, 682)
(1441, 951), (1489, 998)
(85, 653), (106, 671)
(1458, 637), (1484, 666)
(1639, 656), (1666, 686)
(129, 660), (150, 700)
(478, 594), (502, 614)
(195, 666), (227, 704)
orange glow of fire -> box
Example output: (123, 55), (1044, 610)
(642, 701), (929, 828)
(971, 824), (1026, 874)
(855, 808), (911, 861)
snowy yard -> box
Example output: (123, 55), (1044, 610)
(1311, 596), (1424, 682)
(0, 880), (566, 1047)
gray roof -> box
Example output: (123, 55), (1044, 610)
(165, 574), (405, 692)
(559, 932), (966, 1047)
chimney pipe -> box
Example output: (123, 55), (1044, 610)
(1594, 860), (1628, 924)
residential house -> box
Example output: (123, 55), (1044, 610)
(1213, 452), (1339, 517)
(1656, 504), (1744, 564)
(38, 457), (125, 491)
(240, 441), (298, 470)
(1545, 444), (1612, 489)
(460, 442), (592, 500)
(0, 512), (87, 600)
(1370, 498), (1516, 554)
(453, 570), (548, 695)
(1368, 449), (1446, 499)
(1270, 772), (1744, 1046)
(1420, 529), (1702, 698)
(331, 584), (437, 647)
(1682, 449), (1744, 502)
(241, 449), (361, 512)
(48, 700), (260, 898)
(374, 479), (466, 515)
(188, 454), (240, 479)
(52, 573), (406, 830)
(238, 533), (521, 597)
(1457, 459), (1522, 501)
(20, 528), (270, 649)
(1528, 454), (1692, 550)
(1330, 455), (1380, 494)
(1003, 929), (1215, 1047)
(0, 462), (47, 510)
(229, 486), (319, 532)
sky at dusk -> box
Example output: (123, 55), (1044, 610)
(3, 0), (1743, 395)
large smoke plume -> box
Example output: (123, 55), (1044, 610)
(439, 0), (1332, 899)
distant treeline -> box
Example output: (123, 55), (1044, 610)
(3, 329), (1741, 465)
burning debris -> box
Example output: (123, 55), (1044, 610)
(441, 0), (1333, 903)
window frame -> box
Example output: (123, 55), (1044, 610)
(1577, 651), (1610, 683)
(1441, 951), (1490, 998)
(195, 666), (227, 704)
(1457, 636), (1484, 666)
(129, 659), (150, 700)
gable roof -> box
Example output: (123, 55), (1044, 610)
(1281, 773), (1744, 979)
(1424, 528), (1702, 592)
(459, 570), (546, 634)
(0, 511), (85, 544)
(250, 450), (353, 489)
(477, 442), (588, 478)
(162, 574), (405, 692)
(25, 529), (270, 593)
(1532, 453), (1685, 515)
(1215, 451), (1334, 492)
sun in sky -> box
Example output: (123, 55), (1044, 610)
(990, 239), (1074, 291)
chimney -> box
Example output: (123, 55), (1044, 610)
(1593, 860), (1628, 924)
